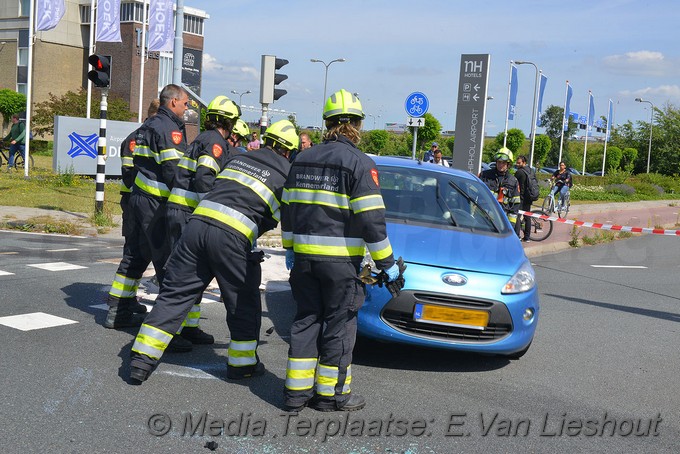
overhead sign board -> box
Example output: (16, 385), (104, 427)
(404, 92), (429, 117)
(451, 54), (491, 174)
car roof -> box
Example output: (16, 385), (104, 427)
(370, 155), (480, 182)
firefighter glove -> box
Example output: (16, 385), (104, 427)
(386, 263), (400, 282)
(285, 249), (295, 270)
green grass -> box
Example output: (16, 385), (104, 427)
(0, 155), (123, 216)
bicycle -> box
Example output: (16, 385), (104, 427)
(541, 179), (570, 219)
(0, 141), (34, 170)
(518, 207), (553, 242)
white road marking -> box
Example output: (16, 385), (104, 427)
(47, 248), (80, 252)
(0, 270), (15, 276)
(590, 265), (648, 269)
(0, 252), (19, 255)
(0, 312), (79, 331)
(27, 262), (87, 271)
(0, 229), (87, 238)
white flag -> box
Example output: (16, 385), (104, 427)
(36, 0), (66, 31)
(148, 0), (175, 52)
(95, 0), (122, 43)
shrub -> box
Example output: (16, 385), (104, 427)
(605, 184), (635, 196)
(606, 169), (632, 185)
(630, 182), (662, 197)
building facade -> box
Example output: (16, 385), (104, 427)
(0, 0), (208, 138)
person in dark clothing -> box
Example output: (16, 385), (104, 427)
(281, 89), (403, 413)
(104, 84), (188, 330)
(551, 162), (572, 210)
(479, 147), (521, 234)
(514, 154), (533, 241)
(128, 120), (298, 383)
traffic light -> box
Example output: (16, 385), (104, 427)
(260, 55), (288, 104)
(88, 54), (111, 88)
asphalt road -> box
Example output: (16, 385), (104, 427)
(0, 229), (678, 453)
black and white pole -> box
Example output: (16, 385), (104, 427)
(95, 89), (109, 215)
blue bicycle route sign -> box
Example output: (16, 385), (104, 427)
(404, 92), (429, 117)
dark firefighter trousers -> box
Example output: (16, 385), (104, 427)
(130, 218), (262, 372)
(108, 192), (169, 308)
(285, 259), (365, 408)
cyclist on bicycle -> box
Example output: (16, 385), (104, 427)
(2, 114), (26, 170)
(550, 162), (572, 211)
(479, 147), (521, 235)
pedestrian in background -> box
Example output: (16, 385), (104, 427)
(423, 141), (438, 162)
(428, 148), (449, 167)
(514, 155), (533, 241)
(247, 131), (260, 151)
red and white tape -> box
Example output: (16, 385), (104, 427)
(519, 210), (680, 236)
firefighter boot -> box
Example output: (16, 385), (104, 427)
(129, 357), (155, 383)
(226, 362), (265, 380)
(166, 335), (193, 353)
(313, 393), (366, 412)
(179, 326), (215, 344)
(104, 297), (145, 329)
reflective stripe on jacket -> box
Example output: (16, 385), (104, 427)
(190, 148), (291, 246)
(132, 106), (186, 200)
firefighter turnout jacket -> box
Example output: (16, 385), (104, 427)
(281, 134), (395, 270)
(192, 148), (291, 247)
(167, 129), (235, 213)
(479, 168), (521, 224)
(132, 105), (187, 199)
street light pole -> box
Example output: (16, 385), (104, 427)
(231, 89), (252, 106)
(310, 58), (346, 135)
(515, 61), (539, 168)
(635, 97), (654, 173)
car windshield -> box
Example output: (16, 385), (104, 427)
(377, 165), (511, 234)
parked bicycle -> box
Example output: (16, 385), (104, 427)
(542, 179), (570, 218)
(0, 141), (34, 170)
(519, 207), (553, 242)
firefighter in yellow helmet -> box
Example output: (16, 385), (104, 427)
(281, 89), (404, 412)
(163, 95), (241, 351)
(479, 147), (521, 232)
(229, 119), (250, 152)
(128, 120), (297, 383)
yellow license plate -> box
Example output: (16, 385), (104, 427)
(414, 304), (489, 328)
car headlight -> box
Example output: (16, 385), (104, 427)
(502, 260), (536, 294)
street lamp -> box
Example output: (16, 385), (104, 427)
(230, 89), (252, 106)
(368, 114), (381, 130)
(310, 58), (346, 135)
(515, 60), (540, 168)
(635, 97), (654, 173)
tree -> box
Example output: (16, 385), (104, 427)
(648, 103), (680, 175)
(0, 89), (27, 134)
(361, 129), (389, 154)
(32, 88), (135, 136)
(620, 147), (638, 172)
(533, 135), (551, 167)
(603, 145), (623, 171)
(539, 104), (577, 163)
(494, 128), (525, 154)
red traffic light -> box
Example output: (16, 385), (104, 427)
(88, 54), (111, 88)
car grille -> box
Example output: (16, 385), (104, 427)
(380, 291), (512, 343)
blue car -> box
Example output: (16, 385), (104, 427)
(358, 156), (539, 358)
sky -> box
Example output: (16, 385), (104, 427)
(188, 0), (680, 137)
